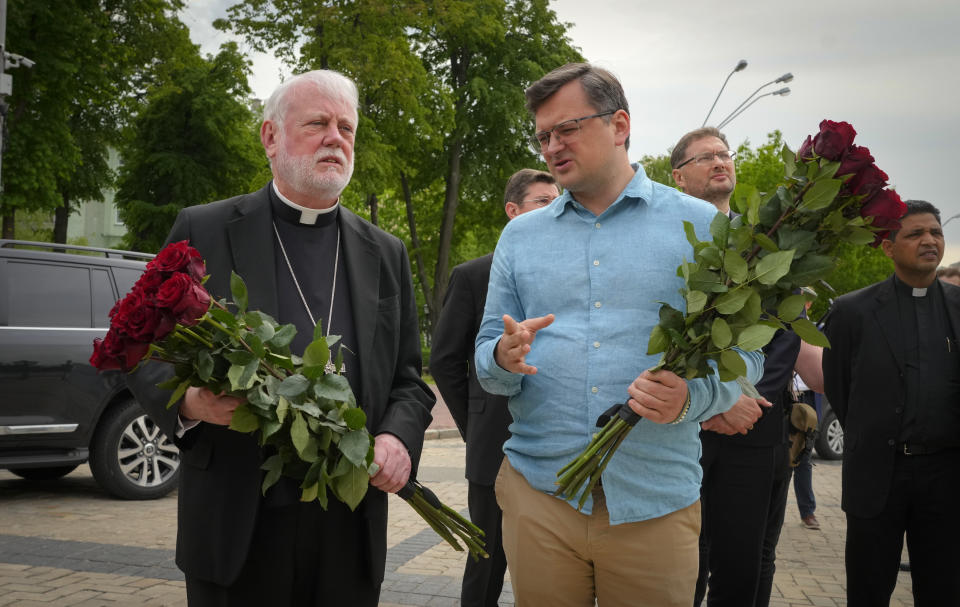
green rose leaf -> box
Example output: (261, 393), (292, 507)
(799, 178), (842, 212)
(278, 374), (310, 398)
(697, 245), (722, 268)
(230, 271), (248, 314)
(736, 324), (779, 351)
(224, 350), (256, 365)
(268, 324), (297, 348)
(260, 419), (283, 442)
(314, 374), (353, 402)
(229, 402), (261, 433)
(647, 325), (670, 355)
(254, 322), (275, 343)
(754, 250), (795, 286)
(260, 454), (283, 495)
(685, 290), (708, 314)
(790, 254), (835, 284)
(209, 306), (237, 328)
(682, 220), (700, 249)
(791, 318), (831, 348)
(196, 350), (214, 382)
(845, 226), (877, 246)
(777, 294), (808, 322)
(753, 233), (779, 252)
(711, 317), (732, 348)
(291, 411), (310, 454)
(333, 464), (369, 511)
(781, 144), (796, 178)
(710, 212), (731, 248)
(339, 430), (371, 466)
(343, 407), (367, 431)
(227, 359), (259, 391)
(719, 349), (747, 379)
(164, 379), (191, 410)
(300, 481), (319, 503)
(715, 287), (752, 314)
(303, 338), (330, 369)
(276, 395), (290, 424)
(723, 253), (749, 283)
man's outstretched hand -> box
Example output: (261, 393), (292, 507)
(494, 313), (555, 374)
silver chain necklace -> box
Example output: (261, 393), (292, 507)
(272, 220), (342, 373)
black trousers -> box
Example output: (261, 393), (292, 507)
(695, 440), (791, 607)
(845, 449), (960, 606)
(462, 481), (508, 607)
(185, 497), (381, 607)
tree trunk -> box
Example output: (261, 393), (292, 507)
(53, 196), (69, 244)
(1, 210), (14, 239)
(367, 192), (378, 226)
(432, 136), (462, 324)
(401, 171), (433, 333)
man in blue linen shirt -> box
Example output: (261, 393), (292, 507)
(474, 63), (764, 606)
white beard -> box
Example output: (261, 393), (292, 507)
(275, 144), (354, 201)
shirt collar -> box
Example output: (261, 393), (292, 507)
(271, 180), (339, 225)
(550, 163), (654, 218)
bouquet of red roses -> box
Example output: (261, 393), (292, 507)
(92, 241), (486, 560)
(555, 120), (906, 509)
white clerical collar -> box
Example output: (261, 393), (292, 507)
(913, 287), (928, 298)
(271, 181), (339, 225)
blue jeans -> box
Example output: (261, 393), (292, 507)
(793, 450), (816, 518)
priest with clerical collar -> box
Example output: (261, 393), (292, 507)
(823, 199), (960, 605)
(127, 69), (434, 606)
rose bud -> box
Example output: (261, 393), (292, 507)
(148, 240), (204, 275)
(812, 120), (857, 161)
(837, 145), (874, 178)
(156, 273), (211, 326)
(91, 334), (124, 371)
(861, 189), (907, 247)
(796, 135), (813, 160)
(847, 163), (889, 200)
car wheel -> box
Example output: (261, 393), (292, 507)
(89, 398), (180, 499)
(815, 408), (843, 460)
(9, 465), (79, 481)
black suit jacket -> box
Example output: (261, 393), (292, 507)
(823, 275), (960, 517)
(128, 184), (434, 585)
(430, 254), (511, 486)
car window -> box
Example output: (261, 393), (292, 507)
(7, 260), (93, 327)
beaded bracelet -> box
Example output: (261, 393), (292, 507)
(669, 390), (692, 425)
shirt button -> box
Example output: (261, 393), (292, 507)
(887, 439), (896, 446)
(594, 301), (602, 308)
(595, 222), (601, 229)
(895, 407), (903, 414)
(591, 386), (599, 394)
(593, 341), (600, 348)
(593, 260), (600, 266)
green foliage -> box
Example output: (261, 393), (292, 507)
(639, 154), (674, 187)
(810, 242), (892, 320)
(2, 0), (189, 237)
(116, 42), (267, 252)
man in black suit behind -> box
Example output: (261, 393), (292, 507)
(823, 199), (960, 605)
(431, 168), (558, 607)
(128, 70), (434, 606)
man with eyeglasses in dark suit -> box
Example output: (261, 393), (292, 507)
(431, 168), (558, 607)
(672, 127), (823, 607)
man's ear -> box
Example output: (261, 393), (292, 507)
(672, 168), (685, 190)
(505, 202), (522, 219)
(261, 120), (279, 160)
(881, 238), (895, 259)
(612, 109), (630, 147)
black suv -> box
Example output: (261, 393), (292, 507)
(0, 240), (180, 499)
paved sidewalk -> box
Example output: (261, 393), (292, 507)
(0, 396), (915, 606)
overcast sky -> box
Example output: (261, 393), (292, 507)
(182, 0), (960, 262)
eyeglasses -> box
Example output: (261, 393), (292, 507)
(519, 196), (554, 207)
(531, 110), (617, 150)
(675, 150), (736, 169)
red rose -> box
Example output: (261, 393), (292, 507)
(156, 273), (211, 326)
(127, 302), (175, 342)
(111, 290), (148, 332)
(131, 268), (166, 297)
(837, 145), (874, 178)
(796, 135), (813, 160)
(90, 331), (149, 372)
(847, 163), (889, 199)
(812, 120), (857, 161)
(148, 240), (206, 280)
(861, 189), (907, 247)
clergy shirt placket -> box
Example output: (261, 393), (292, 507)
(272, 220), (342, 375)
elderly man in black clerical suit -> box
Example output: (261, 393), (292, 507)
(431, 168), (559, 607)
(128, 70), (434, 606)
(823, 199), (960, 606)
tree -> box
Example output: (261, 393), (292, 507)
(1, 0), (188, 241)
(115, 42), (267, 253)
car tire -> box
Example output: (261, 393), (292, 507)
(89, 398), (180, 500)
(815, 408), (844, 460)
(9, 465), (79, 481)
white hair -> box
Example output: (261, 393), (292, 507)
(263, 70), (359, 126)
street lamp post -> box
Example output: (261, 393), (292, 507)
(717, 87), (791, 129)
(714, 72), (793, 129)
(701, 59), (747, 127)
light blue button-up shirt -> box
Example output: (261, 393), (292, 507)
(475, 164), (764, 524)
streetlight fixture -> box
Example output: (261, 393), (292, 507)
(942, 212), (960, 227)
(701, 59), (748, 127)
(717, 87), (791, 129)
(714, 72), (793, 129)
